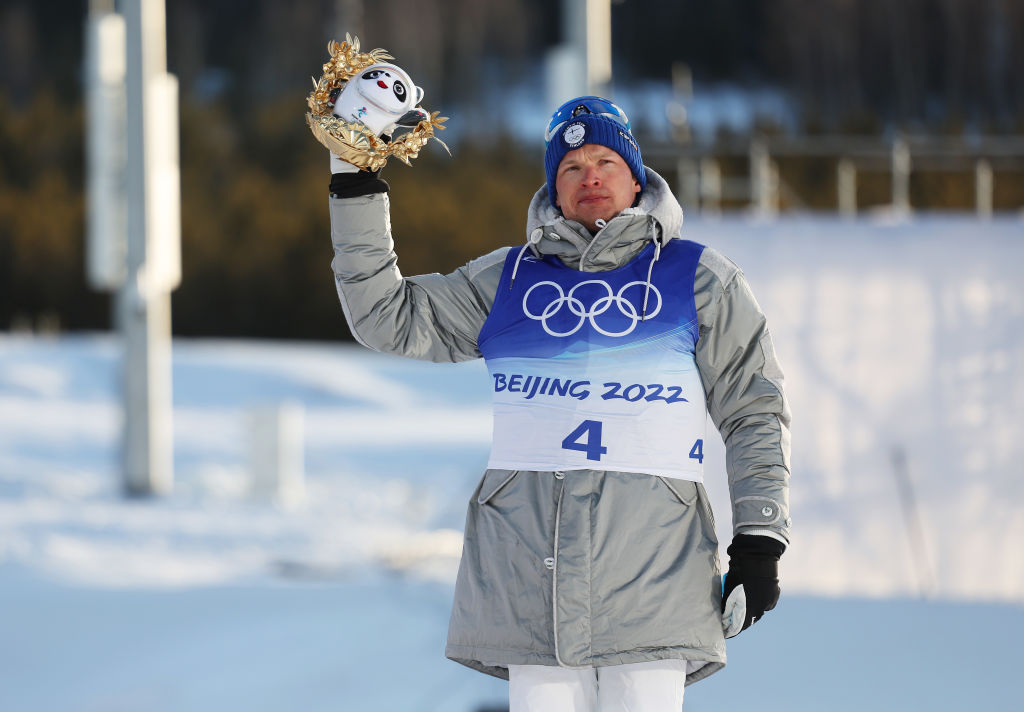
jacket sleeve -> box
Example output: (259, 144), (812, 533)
(694, 246), (791, 545)
(329, 193), (508, 363)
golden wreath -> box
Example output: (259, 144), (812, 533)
(305, 35), (448, 172)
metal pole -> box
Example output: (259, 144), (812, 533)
(837, 158), (857, 219)
(558, 0), (611, 98)
(892, 135), (912, 217)
(249, 403), (306, 509)
(749, 139), (764, 212)
(584, 0), (612, 96)
(85, 5), (127, 295)
(769, 159), (780, 215)
(120, 0), (179, 496)
(975, 159), (993, 220)
(676, 158), (699, 216)
(699, 158), (721, 218)
(749, 138), (776, 217)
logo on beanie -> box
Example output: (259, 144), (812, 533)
(618, 130), (638, 151)
(563, 122), (586, 148)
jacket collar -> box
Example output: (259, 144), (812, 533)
(523, 167), (683, 272)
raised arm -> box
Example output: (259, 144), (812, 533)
(328, 182), (507, 363)
(305, 41), (507, 363)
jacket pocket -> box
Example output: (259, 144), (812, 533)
(657, 476), (698, 506)
(477, 469), (521, 505)
(695, 482), (718, 540)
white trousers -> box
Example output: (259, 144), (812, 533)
(508, 660), (687, 712)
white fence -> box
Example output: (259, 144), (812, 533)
(646, 135), (1024, 218)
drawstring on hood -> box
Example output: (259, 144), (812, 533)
(510, 227), (544, 288)
(642, 232), (663, 320)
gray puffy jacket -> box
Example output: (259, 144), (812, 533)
(329, 168), (791, 685)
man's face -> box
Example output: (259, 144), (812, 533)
(554, 144), (641, 233)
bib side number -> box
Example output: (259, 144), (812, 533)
(561, 419), (608, 461)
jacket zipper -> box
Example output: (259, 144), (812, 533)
(550, 478), (590, 670)
(551, 479), (568, 667)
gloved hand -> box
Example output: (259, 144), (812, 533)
(721, 534), (785, 638)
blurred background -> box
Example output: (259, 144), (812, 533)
(4, 0), (1024, 338)
(1, 1), (1022, 710)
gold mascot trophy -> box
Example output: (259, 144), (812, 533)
(306, 35), (448, 171)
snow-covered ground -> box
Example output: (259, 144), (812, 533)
(689, 215), (1024, 602)
(1, 215), (1022, 710)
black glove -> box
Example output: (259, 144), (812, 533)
(329, 166), (389, 198)
(328, 134), (391, 198)
(721, 534), (784, 636)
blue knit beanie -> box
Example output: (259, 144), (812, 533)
(544, 96), (646, 207)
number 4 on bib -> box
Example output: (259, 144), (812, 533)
(689, 439), (704, 464)
(561, 420), (608, 461)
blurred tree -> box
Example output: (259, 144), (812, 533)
(1, 0), (1022, 126)
(2, 0), (1024, 339)
(763, 0), (1024, 129)
(0, 3), (40, 109)
(0, 92), (107, 331)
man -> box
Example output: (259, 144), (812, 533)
(326, 96), (791, 711)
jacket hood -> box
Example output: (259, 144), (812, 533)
(523, 167), (684, 272)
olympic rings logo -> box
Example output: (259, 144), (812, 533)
(522, 280), (662, 337)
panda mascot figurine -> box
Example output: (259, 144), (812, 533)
(331, 63), (429, 137)
(306, 37), (447, 170)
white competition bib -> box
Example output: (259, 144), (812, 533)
(477, 240), (708, 481)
